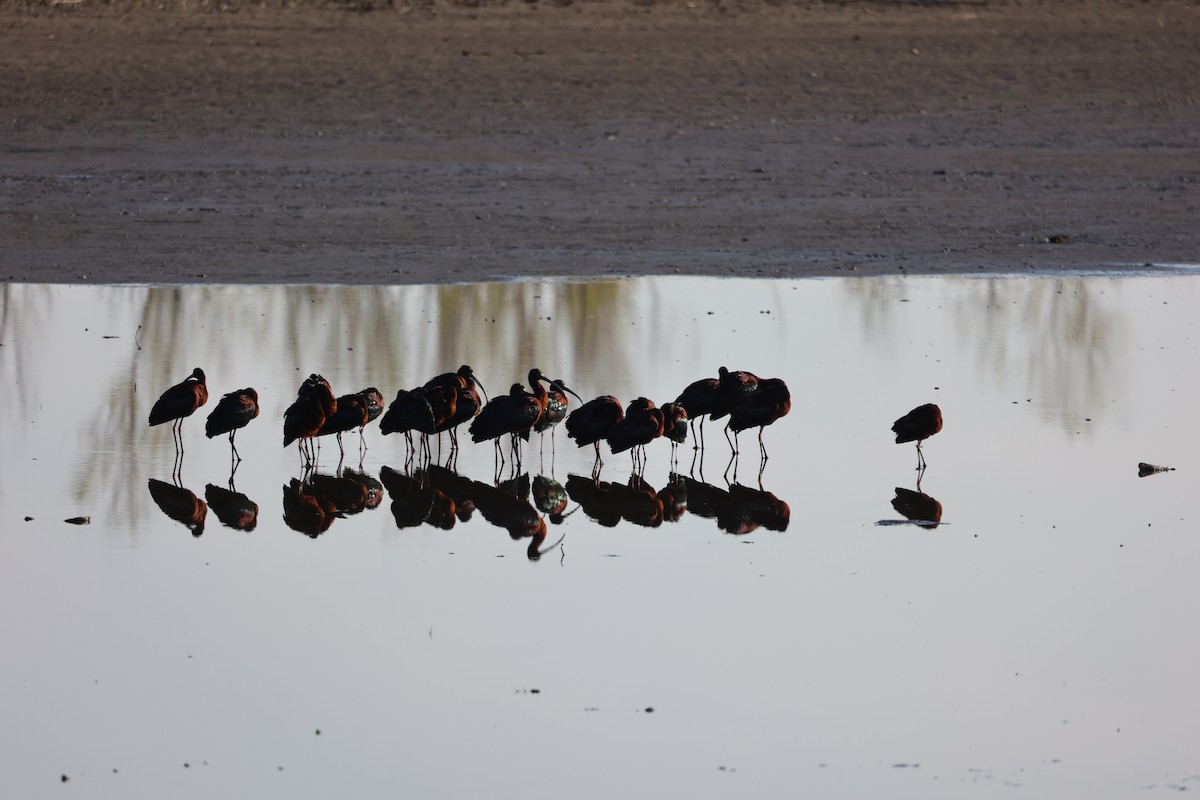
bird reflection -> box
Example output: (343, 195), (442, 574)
(379, 465), (439, 530)
(281, 478), (336, 538)
(309, 471), (371, 517)
(679, 475), (790, 535)
(147, 478), (207, 536)
(425, 465), (477, 525)
(342, 468), (384, 511)
(564, 473), (664, 528)
(658, 472), (688, 523)
(533, 475), (568, 523)
(204, 483), (259, 531)
(886, 476), (944, 529)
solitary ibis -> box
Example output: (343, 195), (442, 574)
(892, 403), (942, 469)
(204, 387), (259, 464)
(148, 368), (209, 452)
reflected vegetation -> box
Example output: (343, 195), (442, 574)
(842, 277), (1119, 433)
(0, 275), (1160, 541)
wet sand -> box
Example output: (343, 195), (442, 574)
(2, 0), (1197, 284)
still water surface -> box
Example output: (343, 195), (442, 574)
(2, 276), (1199, 797)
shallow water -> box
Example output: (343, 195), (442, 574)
(2, 276), (1200, 797)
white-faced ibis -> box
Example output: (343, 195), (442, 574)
(424, 365), (488, 450)
(360, 387), (386, 424)
(674, 376), (719, 449)
(709, 367), (761, 421)
(204, 387), (259, 464)
(468, 380), (547, 475)
(380, 389), (435, 440)
(727, 377), (791, 466)
(317, 391), (371, 457)
(565, 395), (624, 477)
(661, 401), (689, 466)
(425, 364), (488, 400)
(607, 397), (665, 473)
(892, 403), (942, 469)
(535, 378), (583, 435)
(283, 374), (337, 467)
(148, 368), (209, 452)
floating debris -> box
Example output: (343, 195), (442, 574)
(1137, 462), (1175, 478)
(64, 516), (91, 525)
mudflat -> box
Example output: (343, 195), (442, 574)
(2, 0), (1197, 284)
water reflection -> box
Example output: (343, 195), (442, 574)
(281, 478), (336, 538)
(888, 485), (944, 529)
(678, 474), (791, 535)
(0, 275), (1187, 538)
(204, 483), (259, 532)
(146, 478), (207, 536)
(843, 277), (1119, 432)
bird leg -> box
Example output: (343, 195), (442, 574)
(916, 441), (926, 470)
(228, 429), (242, 464)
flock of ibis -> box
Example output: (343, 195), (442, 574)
(149, 364), (942, 478)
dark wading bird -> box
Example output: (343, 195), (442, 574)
(565, 395), (624, 478)
(149, 368), (209, 453)
(892, 403), (942, 469)
(660, 402), (689, 467)
(317, 391), (371, 459)
(379, 388), (436, 454)
(534, 378), (583, 456)
(726, 377), (791, 480)
(607, 397), (665, 474)
(674, 376), (719, 451)
(468, 370), (550, 474)
(205, 387), (259, 467)
(710, 366), (761, 449)
(425, 365), (489, 453)
(283, 374), (337, 468)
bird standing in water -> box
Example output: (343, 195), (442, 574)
(149, 367), (209, 453)
(566, 395), (624, 478)
(469, 376), (548, 476)
(674, 376), (719, 451)
(892, 403), (942, 469)
(726, 377), (790, 480)
(205, 387), (260, 466)
(607, 397), (665, 474)
(283, 374), (337, 468)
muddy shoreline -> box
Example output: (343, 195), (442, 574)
(2, 1), (1197, 284)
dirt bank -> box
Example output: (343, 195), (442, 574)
(1, 0), (1197, 284)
